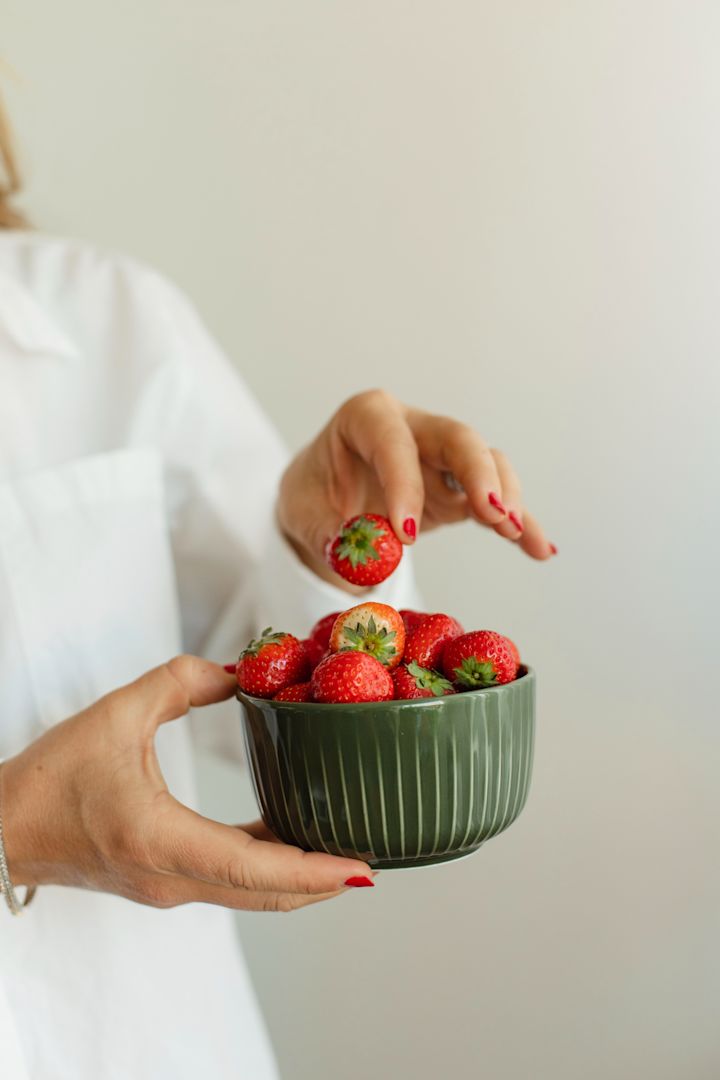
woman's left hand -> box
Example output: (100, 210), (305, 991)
(277, 389), (556, 587)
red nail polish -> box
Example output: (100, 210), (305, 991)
(223, 663), (237, 674)
(549, 543), (558, 555)
(344, 876), (375, 888)
(402, 517), (417, 540)
(508, 511), (523, 533)
(488, 492), (507, 515)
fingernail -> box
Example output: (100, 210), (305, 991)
(488, 492), (507, 515)
(549, 543), (558, 555)
(344, 876), (375, 888)
(402, 516), (417, 541)
(508, 511), (523, 533)
(223, 663), (237, 674)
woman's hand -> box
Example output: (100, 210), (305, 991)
(277, 389), (556, 587)
(1, 657), (375, 911)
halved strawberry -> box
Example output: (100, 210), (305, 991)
(399, 609), (429, 633)
(236, 627), (308, 698)
(329, 602), (405, 669)
(311, 651), (394, 703)
(404, 613), (464, 670)
(308, 611), (342, 650)
(301, 637), (326, 671)
(393, 661), (456, 700)
(273, 682), (313, 702)
(326, 514), (403, 586)
(442, 630), (516, 689)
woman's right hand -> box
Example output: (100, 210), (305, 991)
(1, 656), (375, 911)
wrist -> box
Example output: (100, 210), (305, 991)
(0, 754), (42, 887)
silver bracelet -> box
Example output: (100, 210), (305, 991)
(0, 759), (37, 915)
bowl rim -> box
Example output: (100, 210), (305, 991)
(236, 664), (534, 711)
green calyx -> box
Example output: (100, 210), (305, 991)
(339, 614), (397, 666)
(453, 657), (498, 688)
(335, 516), (387, 569)
(407, 660), (454, 697)
(241, 626), (287, 657)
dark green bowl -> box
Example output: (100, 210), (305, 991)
(237, 666), (535, 870)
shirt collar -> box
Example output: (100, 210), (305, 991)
(0, 269), (80, 360)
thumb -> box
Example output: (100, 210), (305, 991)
(119, 655), (237, 733)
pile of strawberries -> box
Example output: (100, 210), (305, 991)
(233, 604), (522, 704)
(231, 513), (523, 703)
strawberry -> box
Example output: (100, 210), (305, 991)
(311, 651), (394, 704)
(404, 613), (464, 670)
(393, 661), (456, 700)
(301, 637), (326, 671)
(502, 636), (521, 671)
(399, 609), (429, 633)
(326, 514), (403, 586)
(308, 611), (342, 650)
(328, 602), (405, 669)
(442, 630), (517, 689)
(236, 627), (308, 698)
(273, 682), (313, 702)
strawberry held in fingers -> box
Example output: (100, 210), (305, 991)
(236, 627), (308, 698)
(404, 613), (464, 670)
(329, 602), (405, 669)
(327, 513), (403, 586)
(442, 630), (517, 689)
(393, 661), (456, 700)
(311, 651), (394, 704)
(273, 682), (313, 702)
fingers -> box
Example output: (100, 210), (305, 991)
(490, 448), (524, 541)
(408, 418), (557, 558)
(419, 464), (472, 527)
(408, 413), (507, 528)
(139, 871), (349, 913)
(516, 508), (556, 560)
(487, 454), (556, 557)
(115, 656), (237, 736)
(237, 819), (284, 844)
(150, 800), (376, 895)
(337, 390), (425, 544)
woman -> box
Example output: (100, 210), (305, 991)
(0, 100), (555, 1080)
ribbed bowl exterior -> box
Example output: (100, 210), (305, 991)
(238, 667), (535, 869)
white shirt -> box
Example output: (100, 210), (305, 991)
(0, 230), (419, 1080)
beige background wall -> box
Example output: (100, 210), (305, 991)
(4, 3), (720, 1078)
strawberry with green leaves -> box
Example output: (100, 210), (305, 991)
(311, 651), (394, 703)
(393, 661), (456, 700)
(235, 627), (308, 699)
(329, 602), (405, 669)
(326, 514), (403, 586)
(442, 630), (517, 689)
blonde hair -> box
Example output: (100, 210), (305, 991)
(0, 91), (28, 229)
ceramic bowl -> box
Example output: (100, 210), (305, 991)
(237, 666), (535, 870)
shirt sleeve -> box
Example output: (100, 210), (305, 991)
(143, 273), (423, 762)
